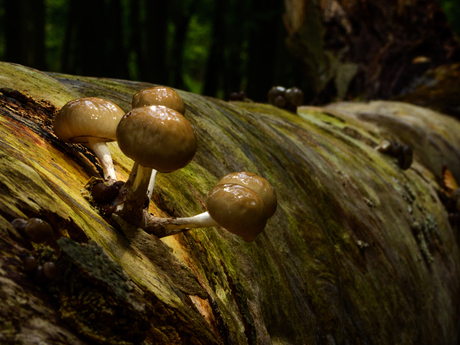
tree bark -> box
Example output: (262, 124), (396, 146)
(284, 0), (460, 104)
(1, 62), (460, 344)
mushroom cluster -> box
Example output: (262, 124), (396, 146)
(115, 104), (197, 225)
(228, 91), (248, 102)
(10, 217), (58, 282)
(12, 217), (54, 244)
(375, 139), (413, 170)
(54, 87), (277, 243)
(268, 86), (304, 112)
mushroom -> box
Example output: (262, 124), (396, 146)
(228, 91), (247, 102)
(215, 171), (277, 218)
(268, 86), (303, 112)
(285, 87), (304, 108)
(23, 255), (38, 273)
(131, 87), (187, 198)
(268, 86), (286, 106)
(24, 218), (53, 243)
(115, 105), (197, 225)
(141, 172), (277, 242)
(53, 97), (125, 182)
(132, 86), (185, 115)
(43, 262), (58, 280)
(397, 145), (413, 170)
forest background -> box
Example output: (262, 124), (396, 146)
(0, 0), (459, 104)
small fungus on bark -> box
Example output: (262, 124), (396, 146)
(375, 139), (413, 170)
(53, 97), (125, 182)
(23, 255), (38, 273)
(268, 86), (303, 112)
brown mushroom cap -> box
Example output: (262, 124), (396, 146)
(24, 218), (53, 243)
(132, 86), (185, 115)
(53, 97), (125, 143)
(268, 86), (286, 105)
(116, 105), (197, 173)
(216, 172), (277, 218)
(285, 87), (304, 107)
(206, 183), (267, 242)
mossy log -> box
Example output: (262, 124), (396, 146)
(1, 61), (460, 344)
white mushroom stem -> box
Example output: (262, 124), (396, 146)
(147, 169), (158, 200)
(126, 162), (157, 200)
(85, 138), (117, 182)
(142, 211), (218, 238)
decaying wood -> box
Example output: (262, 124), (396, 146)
(1, 61), (460, 344)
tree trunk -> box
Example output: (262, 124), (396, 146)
(4, 0), (46, 70)
(202, 1), (225, 98)
(1, 62), (460, 344)
(141, 0), (168, 84)
(284, 0), (460, 104)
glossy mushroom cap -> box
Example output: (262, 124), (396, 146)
(132, 86), (185, 115)
(53, 97), (125, 143)
(24, 218), (53, 243)
(285, 87), (304, 107)
(268, 86), (286, 105)
(216, 171), (277, 218)
(116, 105), (197, 173)
(206, 183), (267, 242)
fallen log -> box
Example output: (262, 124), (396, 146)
(0, 61), (459, 344)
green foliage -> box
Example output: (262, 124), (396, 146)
(45, 0), (68, 71)
(183, 15), (212, 94)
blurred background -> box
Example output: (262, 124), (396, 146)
(0, 0), (459, 110)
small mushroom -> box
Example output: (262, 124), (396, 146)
(273, 95), (287, 109)
(11, 218), (28, 234)
(115, 105), (197, 225)
(24, 218), (53, 243)
(397, 145), (413, 170)
(228, 91), (247, 101)
(131, 87), (187, 198)
(268, 86), (286, 106)
(53, 97), (125, 182)
(132, 86), (185, 115)
(141, 172), (277, 242)
(285, 87), (304, 107)
(216, 171), (277, 218)
(43, 262), (58, 280)
(268, 86), (303, 112)
(23, 255), (38, 273)
(389, 140), (402, 157)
